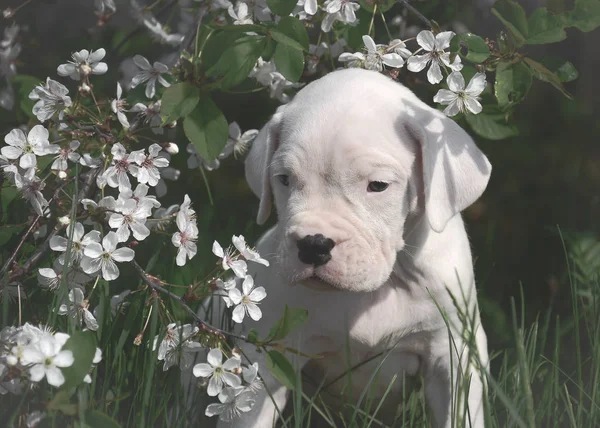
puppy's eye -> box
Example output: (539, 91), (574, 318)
(367, 181), (389, 192)
(277, 175), (290, 186)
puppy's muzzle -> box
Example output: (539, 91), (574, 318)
(297, 234), (335, 267)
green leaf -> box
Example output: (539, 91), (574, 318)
(271, 29), (306, 52)
(526, 8), (567, 44)
(491, 0), (529, 47)
(266, 305), (309, 343)
(160, 82), (200, 123)
(536, 57), (579, 82)
(83, 410), (122, 428)
(201, 31), (243, 71)
(276, 16), (309, 50)
(183, 97), (229, 162)
(266, 0), (298, 17)
(273, 43), (305, 82)
(47, 390), (77, 416)
(206, 35), (266, 89)
(358, 0), (396, 13)
(494, 62), (533, 109)
(465, 113), (519, 140)
(265, 350), (297, 390)
(449, 33), (491, 63)
(523, 57), (574, 99)
(248, 329), (260, 344)
(261, 38), (277, 61)
(565, 0), (600, 32)
(60, 330), (97, 391)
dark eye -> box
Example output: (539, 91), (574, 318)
(277, 175), (289, 186)
(367, 181), (389, 192)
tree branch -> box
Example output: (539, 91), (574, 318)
(130, 260), (248, 342)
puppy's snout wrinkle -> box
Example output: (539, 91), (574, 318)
(297, 234), (335, 267)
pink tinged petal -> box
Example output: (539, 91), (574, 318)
(5, 128), (26, 148)
(28, 364), (46, 382)
(53, 350), (74, 367)
(193, 363), (214, 378)
(207, 349), (223, 367)
(427, 62), (443, 85)
(232, 305), (245, 323)
(230, 260), (247, 278)
(111, 247), (135, 262)
(382, 53), (404, 68)
(248, 286), (266, 302)
(464, 97), (483, 114)
(171, 232), (182, 247)
(362, 35), (377, 53)
(84, 242), (103, 258)
(416, 30), (436, 51)
(45, 366), (65, 387)
(207, 376), (223, 396)
(246, 303), (262, 321)
(19, 153), (36, 169)
(81, 256), (102, 274)
(222, 371), (242, 387)
(465, 72), (487, 96)
(433, 89), (458, 104)
(435, 31), (455, 50)
(406, 54), (430, 72)
(447, 71), (466, 92)
(1, 145), (22, 159)
(133, 55), (152, 70)
(102, 259), (120, 281)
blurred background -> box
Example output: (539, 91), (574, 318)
(0, 0), (598, 377)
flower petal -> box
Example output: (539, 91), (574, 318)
(447, 71), (466, 92)
(111, 247), (135, 262)
(435, 31), (455, 50)
(416, 30), (436, 51)
(465, 72), (487, 96)
(406, 54), (430, 73)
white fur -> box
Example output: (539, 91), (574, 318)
(221, 69), (491, 427)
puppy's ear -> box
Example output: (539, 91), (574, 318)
(245, 107), (285, 225)
(405, 107), (491, 233)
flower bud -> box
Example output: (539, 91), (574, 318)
(57, 170), (68, 180)
(58, 215), (71, 226)
(163, 142), (179, 155)
(133, 334), (143, 346)
(79, 83), (91, 94)
(3, 8), (15, 19)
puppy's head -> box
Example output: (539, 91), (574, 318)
(246, 69), (491, 292)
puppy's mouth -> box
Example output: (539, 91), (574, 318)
(297, 274), (343, 293)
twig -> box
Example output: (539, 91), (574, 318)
(7, 224), (62, 283)
(398, 0), (432, 29)
(179, 6), (207, 56)
(130, 260), (248, 342)
(0, 215), (42, 277)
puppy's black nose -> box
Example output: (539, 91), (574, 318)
(297, 234), (335, 267)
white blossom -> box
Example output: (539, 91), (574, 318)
(153, 323), (201, 371)
(213, 241), (247, 278)
(51, 140), (80, 172)
(221, 123), (258, 160)
(131, 55), (170, 99)
(339, 35), (404, 72)
(205, 386), (256, 421)
(20, 336), (74, 387)
(2, 125), (58, 169)
(433, 71), (486, 117)
(28, 78), (72, 122)
(129, 143), (169, 186)
(97, 143), (137, 191)
(14, 168), (49, 216)
(57, 48), (108, 81)
(50, 222), (101, 265)
(407, 30), (462, 84)
(111, 83), (130, 128)
(321, 0), (360, 32)
(192, 348), (242, 396)
(229, 275), (267, 323)
(58, 287), (99, 331)
(81, 232), (135, 281)
(232, 235), (268, 266)
(108, 198), (151, 242)
(228, 2), (253, 25)
(172, 198), (198, 267)
(130, 100), (163, 134)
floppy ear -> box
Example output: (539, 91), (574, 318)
(405, 107), (492, 233)
(245, 107), (285, 225)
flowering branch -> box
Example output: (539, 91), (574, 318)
(130, 259), (248, 342)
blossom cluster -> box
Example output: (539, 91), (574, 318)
(0, 323), (101, 391)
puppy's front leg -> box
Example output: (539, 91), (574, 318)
(423, 324), (488, 428)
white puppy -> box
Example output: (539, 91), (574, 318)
(221, 68), (491, 427)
